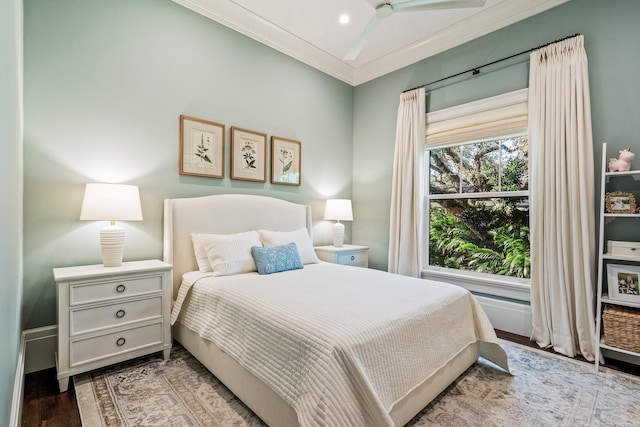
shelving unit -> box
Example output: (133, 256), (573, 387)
(594, 142), (640, 371)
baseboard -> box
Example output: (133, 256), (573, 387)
(24, 325), (57, 374)
(602, 347), (640, 365)
(9, 331), (25, 427)
(10, 325), (58, 426)
(475, 295), (532, 337)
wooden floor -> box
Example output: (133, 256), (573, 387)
(22, 367), (82, 427)
(21, 332), (640, 426)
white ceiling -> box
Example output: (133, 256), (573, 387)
(173, 0), (569, 86)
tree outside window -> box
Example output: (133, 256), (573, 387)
(427, 135), (530, 279)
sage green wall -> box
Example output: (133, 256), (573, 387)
(23, 0), (640, 329)
(353, 0), (640, 270)
(1, 0), (23, 422)
(23, 0), (354, 329)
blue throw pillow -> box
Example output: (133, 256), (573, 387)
(251, 243), (304, 275)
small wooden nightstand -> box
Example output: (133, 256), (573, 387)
(53, 259), (172, 392)
(314, 245), (369, 267)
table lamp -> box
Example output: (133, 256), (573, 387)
(324, 199), (353, 247)
(80, 183), (143, 267)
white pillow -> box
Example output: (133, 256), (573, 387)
(192, 231), (262, 275)
(191, 234), (214, 272)
(258, 228), (320, 265)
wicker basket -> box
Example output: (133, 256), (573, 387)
(603, 304), (640, 353)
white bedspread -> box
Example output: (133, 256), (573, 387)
(171, 263), (508, 427)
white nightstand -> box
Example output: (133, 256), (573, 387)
(53, 259), (172, 392)
(314, 245), (369, 267)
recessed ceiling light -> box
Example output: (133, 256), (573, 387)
(339, 14), (350, 25)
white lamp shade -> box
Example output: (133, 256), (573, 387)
(324, 199), (352, 247)
(80, 183), (143, 221)
(80, 183), (143, 267)
(324, 199), (353, 221)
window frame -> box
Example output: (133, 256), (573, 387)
(422, 90), (531, 302)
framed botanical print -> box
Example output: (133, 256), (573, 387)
(230, 127), (267, 182)
(179, 115), (225, 178)
(271, 136), (301, 186)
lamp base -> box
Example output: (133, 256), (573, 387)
(100, 223), (125, 267)
(332, 222), (345, 247)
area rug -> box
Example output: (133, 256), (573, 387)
(75, 340), (640, 426)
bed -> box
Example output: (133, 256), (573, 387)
(163, 193), (508, 427)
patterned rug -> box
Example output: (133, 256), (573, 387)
(75, 340), (640, 426)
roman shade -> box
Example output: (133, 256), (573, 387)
(426, 88), (528, 148)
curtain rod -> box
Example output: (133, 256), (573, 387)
(402, 33), (581, 94)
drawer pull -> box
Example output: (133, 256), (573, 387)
(116, 284), (126, 293)
(115, 309), (126, 319)
(351, 255), (355, 261)
(116, 337), (126, 346)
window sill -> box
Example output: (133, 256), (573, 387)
(421, 266), (531, 303)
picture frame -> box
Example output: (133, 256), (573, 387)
(608, 263), (640, 303)
(179, 115), (225, 178)
(230, 126), (267, 182)
(271, 136), (301, 186)
(605, 191), (636, 214)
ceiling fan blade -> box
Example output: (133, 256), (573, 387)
(343, 15), (382, 61)
(393, 0), (486, 12)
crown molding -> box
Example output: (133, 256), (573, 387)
(354, 0), (571, 85)
(174, 0), (570, 87)
(173, 0), (357, 85)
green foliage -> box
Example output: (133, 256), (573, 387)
(429, 210), (475, 268)
(493, 223), (530, 278)
(428, 135), (530, 279)
(429, 203), (530, 279)
(502, 157), (528, 191)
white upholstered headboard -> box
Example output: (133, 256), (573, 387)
(163, 194), (312, 299)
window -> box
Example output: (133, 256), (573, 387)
(424, 89), (530, 299)
(427, 136), (529, 278)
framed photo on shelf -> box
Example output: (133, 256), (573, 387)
(179, 115), (225, 178)
(608, 263), (640, 303)
(271, 136), (301, 186)
(605, 191), (636, 214)
(230, 126), (267, 182)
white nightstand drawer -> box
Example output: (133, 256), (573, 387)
(70, 296), (163, 335)
(337, 251), (367, 266)
(70, 274), (163, 305)
(70, 322), (163, 367)
(315, 244), (369, 267)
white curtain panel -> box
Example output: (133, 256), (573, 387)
(529, 35), (597, 361)
(388, 87), (425, 277)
